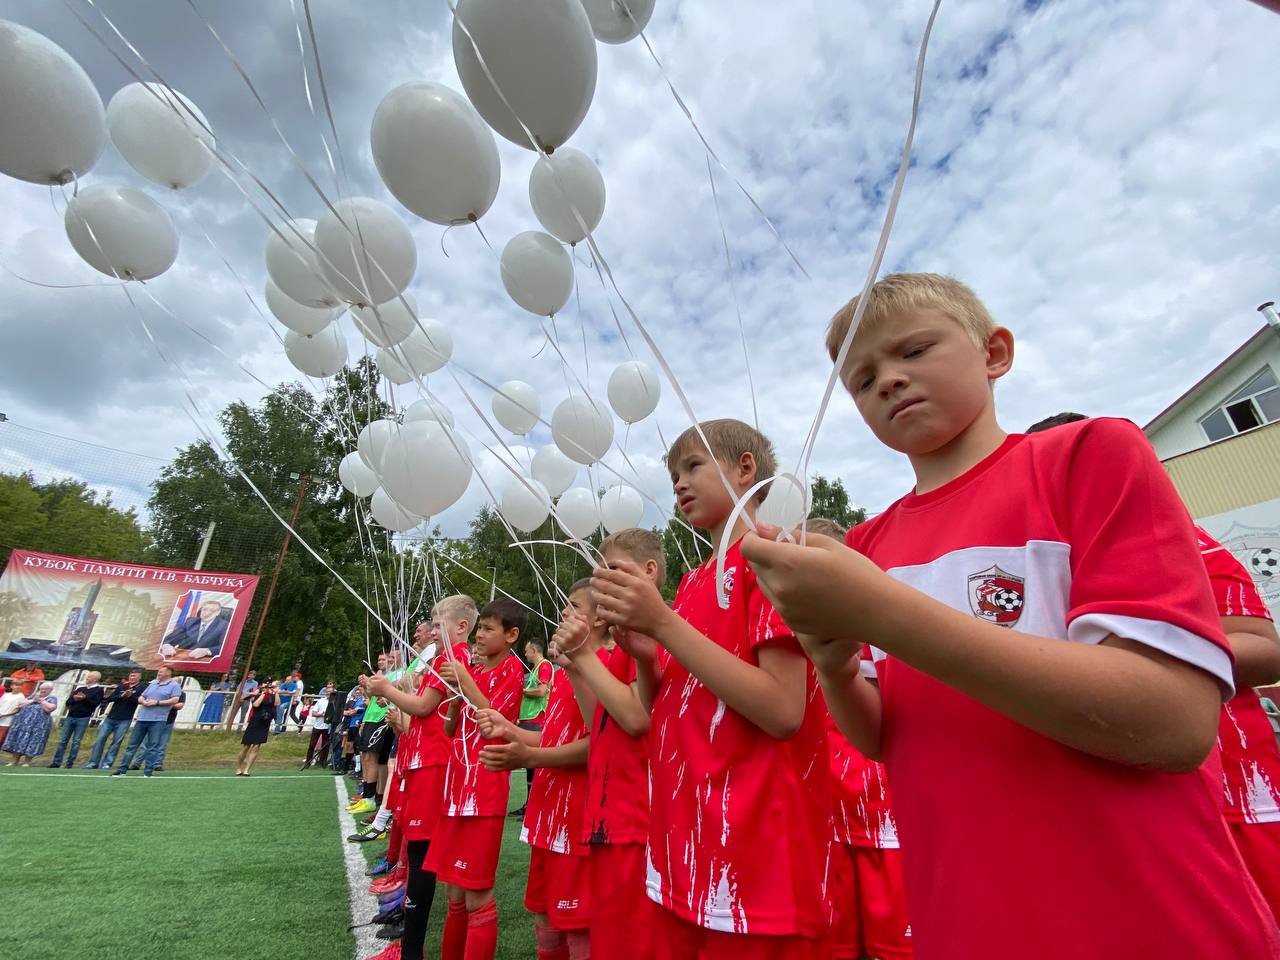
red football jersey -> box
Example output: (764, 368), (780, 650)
(848, 419), (1277, 958)
(400, 642), (473, 771)
(429, 652), (524, 817)
(647, 539), (832, 936)
(1199, 526), (1280, 824)
(521, 654), (602, 856)
(583, 645), (650, 846)
(827, 712), (898, 849)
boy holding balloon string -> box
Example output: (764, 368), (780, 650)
(589, 419), (834, 960)
(740, 272), (1280, 958)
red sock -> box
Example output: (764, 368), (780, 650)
(387, 817), (403, 863)
(442, 900), (468, 960)
(464, 899), (498, 960)
(536, 922), (568, 960)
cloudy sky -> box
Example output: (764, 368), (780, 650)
(1, 0), (1278, 542)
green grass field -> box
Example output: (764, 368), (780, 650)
(2, 729), (537, 960)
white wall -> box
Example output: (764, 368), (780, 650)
(1197, 497), (1280, 619)
(1148, 331), (1280, 460)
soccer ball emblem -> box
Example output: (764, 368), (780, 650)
(991, 589), (1023, 613)
(1251, 548), (1279, 580)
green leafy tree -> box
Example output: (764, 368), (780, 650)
(0, 472), (146, 568)
(808, 475), (867, 531)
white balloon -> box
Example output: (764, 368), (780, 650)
(531, 445), (578, 497)
(0, 20), (106, 185)
(500, 231), (573, 317)
(453, 0), (597, 152)
(64, 184), (178, 281)
(579, 0), (655, 43)
(358, 419), (401, 472)
(372, 81), (500, 226)
(600, 484), (644, 534)
(378, 321), (453, 386)
(379, 420), (473, 518)
(491, 380), (541, 435)
(106, 82), (214, 189)
(370, 487), (421, 533)
(284, 326), (347, 378)
(552, 394), (614, 465)
(403, 395), (455, 429)
(265, 218), (340, 308)
(352, 293), (417, 349)
(607, 360), (661, 424)
(500, 477), (551, 533)
(266, 280), (337, 335)
(338, 451), (379, 497)
(316, 197), (416, 307)
(529, 147), (605, 244)
(555, 486), (600, 540)
(756, 473), (811, 532)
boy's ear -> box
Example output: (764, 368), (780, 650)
(644, 558), (658, 579)
(737, 450), (757, 488)
(986, 327), (1015, 384)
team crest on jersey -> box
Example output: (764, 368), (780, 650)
(967, 565), (1025, 627)
(722, 565), (736, 596)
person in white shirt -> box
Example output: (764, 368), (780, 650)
(302, 681), (334, 769)
(0, 679), (27, 752)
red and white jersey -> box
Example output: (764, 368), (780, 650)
(521, 658), (598, 856)
(429, 652), (524, 818)
(583, 646), (650, 846)
(849, 419), (1277, 959)
(400, 642), (472, 772)
(647, 540), (832, 937)
(827, 713), (898, 849)
(1199, 525), (1280, 824)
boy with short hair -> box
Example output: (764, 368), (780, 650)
(591, 420), (833, 959)
(743, 273), (1280, 957)
(428, 598), (527, 960)
(557, 528), (664, 960)
(364, 595), (481, 960)
(479, 578), (606, 960)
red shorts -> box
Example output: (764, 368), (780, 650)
(1231, 820), (1280, 926)
(653, 904), (831, 960)
(402, 766), (445, 841)
(386, 769), (405, 814)
(526, 845), (592, 930)
(424, 815), (505, 890)
(828, 842), (911, 960)
(590, 843), (655, 959)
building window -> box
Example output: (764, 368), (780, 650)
(1199, 367), (1280, 443)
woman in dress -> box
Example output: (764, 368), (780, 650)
(198, 674), (231, 728)
(4, 682), (58, 766)
(235, 679), (277, 776)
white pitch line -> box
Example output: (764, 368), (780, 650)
(335, 775), (383, 959)
(0, 771), (317, 780)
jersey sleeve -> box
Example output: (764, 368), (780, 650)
(492, 660), (525, 722)
(537, 660), (553, 684)
(1061, 418), (1235, 695)
(1197, 526), (1274, 620)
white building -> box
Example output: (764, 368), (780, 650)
(1144, 302), (1280, 615)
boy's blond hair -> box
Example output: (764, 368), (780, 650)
(801, 516), (846, 541)
(826, 273), (996, 362)
(599, 528), (668, 588)
(432, 594), (478, 632)
(664, 419), (777, 506)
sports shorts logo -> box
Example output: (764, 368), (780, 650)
(967, 566), (1025, 627)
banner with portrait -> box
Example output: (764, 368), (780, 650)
(0, 549), (259, 675)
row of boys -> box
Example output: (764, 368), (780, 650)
(360, 272), (1280, 960)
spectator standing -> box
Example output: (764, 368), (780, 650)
(236, 671), (260, 727)
(141, 685), (186, 772)
(3, 683), (58, 766)
(49, 671), (104, 768)
(237, 679), (279, 776)
(84, 672), (144, 769)
(303, 682), (335, 769)
(342, 686), (366, 775)
(10, 662), (45, 698)
(327, 683), (349, 772)
(276, 673), (302, 734)
(0, 679), (28, 752)
(198, 675), (231, 728)
(112, 667), (183, 778)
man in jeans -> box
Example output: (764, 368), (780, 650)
(134, 687), (185, 772)
(49, 671), (104, 768)
(85, 671), (144, 769)
(236, 670), (259, 727)
(112, 666), (183, 778)
(276, 673), (302, 734)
